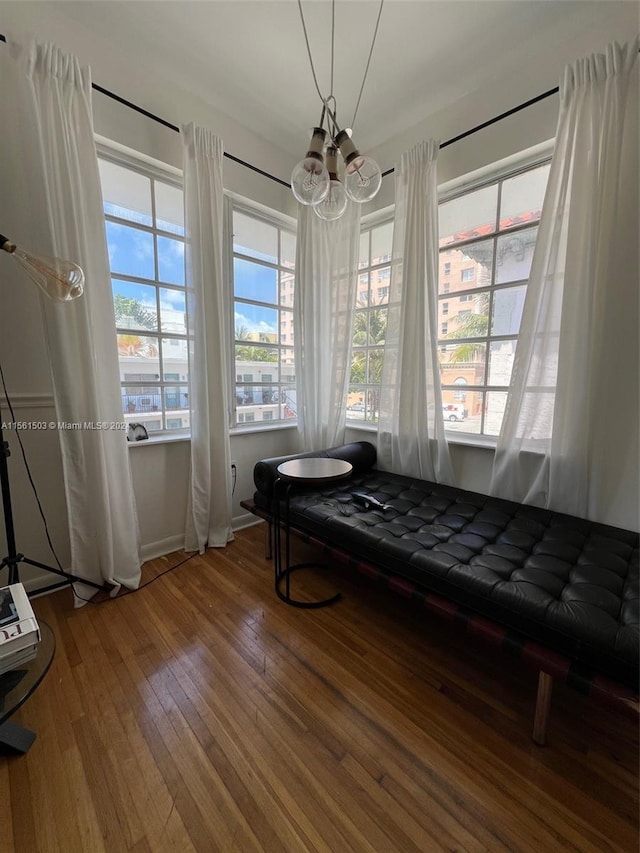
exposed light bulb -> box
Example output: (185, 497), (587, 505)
(343, 155), (382, 203)
(313, 180), (348, 221)
(335, 130), (382, 204)
(312, 146), (348, 221)
(1, 235), (84, 302)
(291, 127), (330, 206)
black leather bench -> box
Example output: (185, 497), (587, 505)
(242, 440), (639, 744)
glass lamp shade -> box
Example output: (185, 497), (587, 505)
(312, 179), (348, 221)
(1, 237), (84, 302)
(344, 155), (382, 203)
(291, 157), (330, 206)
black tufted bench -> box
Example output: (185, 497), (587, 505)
(241, 440), (639, 744)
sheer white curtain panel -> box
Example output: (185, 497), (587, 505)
(182, 123), (234, 552)
(294, 202), (360, 451)
(490, 39), (639, 522)
(377, 140), (454, 483)
(0, 39), (141, 601)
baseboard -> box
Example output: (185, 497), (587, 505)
(139, 534), (186, 562)
(232, 513), (264, 531)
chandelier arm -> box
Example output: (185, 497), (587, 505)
(350, 0), (385, 131)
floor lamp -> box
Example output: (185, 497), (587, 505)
(0, 233), (104, 595)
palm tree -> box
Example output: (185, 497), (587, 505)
(445, 292), (489, 364)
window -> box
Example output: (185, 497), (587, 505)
(350, 219), (392, 422)
(438, 159), (550, 435)
(232, 205), (297, 427)
(98, 152), (189, 435)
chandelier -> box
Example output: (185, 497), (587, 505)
(291, 0), (384, 220)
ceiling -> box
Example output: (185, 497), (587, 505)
(18, 1), (637, 158)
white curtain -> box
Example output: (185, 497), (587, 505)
(0, 40), (141, 599)
(377, 140), (454, 483)
(294, 202), (360, 450)
(490, 40), (639, 519)
(182, 123), (234, 552)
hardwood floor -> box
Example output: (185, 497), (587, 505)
(1, 523), (637, 852)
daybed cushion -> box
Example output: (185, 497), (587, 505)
(253, 442), (639, 689)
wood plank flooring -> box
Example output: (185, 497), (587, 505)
(1, 523), (637, 852)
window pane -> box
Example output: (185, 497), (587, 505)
(106, 221), (155, 279)
(447, 293), (490, 339)
(233, 212), (277, 263)
(280, 270), (295, 308)
(282, 387), (297, 419)
(99, 159), (152, 226)
(162, 336), (189, 372)
(155, 181), (184, 235)
(157, 236), (185, 285)
(371, 267), (391, 305)
(159, 288), (186, 335)
(488, 340), (517, 386)
(439, 184), (498, 247)
(485, 391), (508, 436)
(491, 285), (526, 336)
(235, 343), (279, 373)
(495, 226), (538, 284)
(279, 309), (294, 347)
(500, 164), (550, 229)
(357, 273), (369, 307)
(442, 389), (484, 434)
(368, 349), (383, 383)
(281, 349), (296, 383)
(371, 221), (393, 264)
(112, 280), (158, 331)
(350, 351), (366, 384)
(164, 385), (189, 411)
(234, 258), (277, 304)
(234, 301), (278, 342)
(439, 240), (493, 293)
(439, 342), (487, 379)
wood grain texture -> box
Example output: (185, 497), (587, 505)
(1, 523), (637, 853)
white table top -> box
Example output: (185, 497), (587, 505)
(277, 457), (353, 484)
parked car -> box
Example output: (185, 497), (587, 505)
(348, 402), (365, 412)
(442, 403), (467, 421)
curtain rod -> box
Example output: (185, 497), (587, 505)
(0, 31), (560, 186)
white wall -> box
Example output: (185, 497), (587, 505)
(0, 3), (637, 596)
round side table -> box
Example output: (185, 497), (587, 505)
(274, 458), (353, 608)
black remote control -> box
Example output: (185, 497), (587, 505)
(351, 491), (392, 511)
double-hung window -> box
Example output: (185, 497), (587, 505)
(98, 151), (188, 436)
(232, 205), (297, 427)
(347, 218), (393, 423)
(438, 160), (550, 436)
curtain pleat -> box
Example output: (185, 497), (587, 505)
(182, 123), (233, 551)
(490, 39), (639, 520)
(294, 202), (360, 451)
(0, 39), (141, 601)
(377, 140), (454, 483)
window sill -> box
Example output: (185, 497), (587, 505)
(127, 433), (191, 447)
(347, 421), (498, 451)
(229, 422), (298, 437)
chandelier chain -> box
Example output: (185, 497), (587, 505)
(297, 0), (384, 135)
(351, 0), (384, 130)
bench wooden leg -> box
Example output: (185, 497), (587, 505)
(532, 671), (553, 745)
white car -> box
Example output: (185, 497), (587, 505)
(442, 403), (467, 421)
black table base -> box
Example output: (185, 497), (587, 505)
(273, 480), (341, 609)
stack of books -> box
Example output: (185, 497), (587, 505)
(0, 583), (41, 676)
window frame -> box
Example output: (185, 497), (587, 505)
(97, 143), (190, 440)
(228, 198), (298, 432)
(437, 152), (552, 439)
(348, 212), (394, 425)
